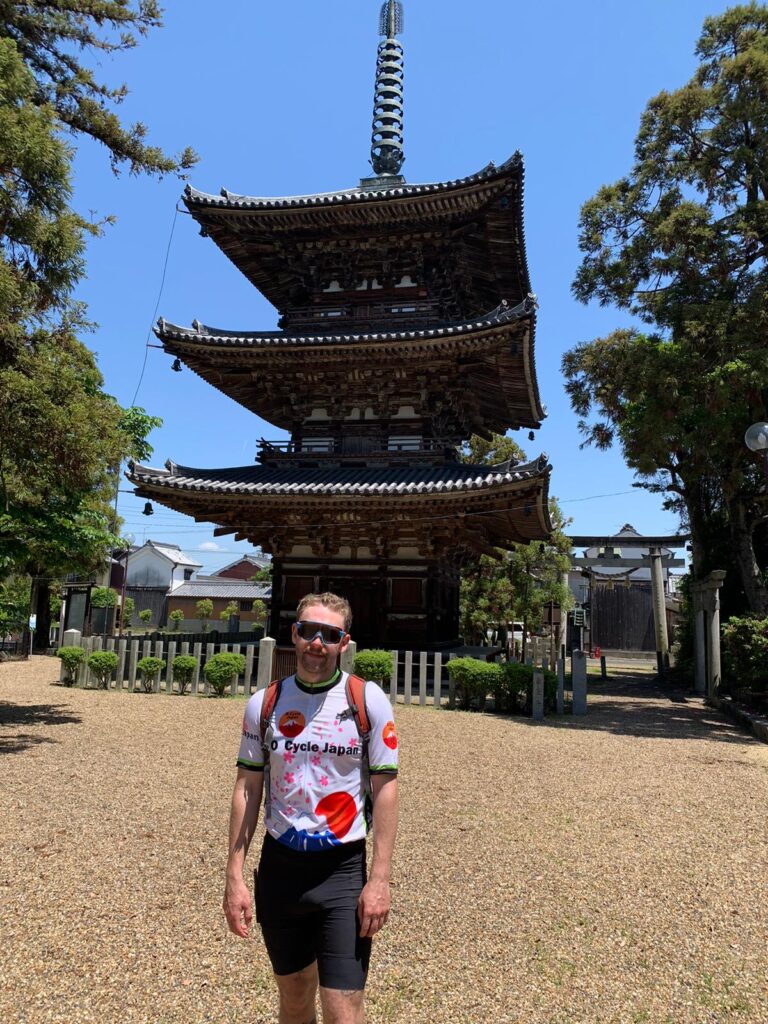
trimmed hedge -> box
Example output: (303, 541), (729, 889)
(172, 654), (197, 695)
(446, 657), (558, 714)
(353, 649), (393, 685)
(87, 649), (119, 689)
(722, 615), (768, 705)
(56, 645), (85, 685)
(204, 652), (246, 696)
(136, 655), (164, 693)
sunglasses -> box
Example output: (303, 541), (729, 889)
(295, 620), (347, 646)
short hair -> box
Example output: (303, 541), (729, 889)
(296, 592), (352, 632)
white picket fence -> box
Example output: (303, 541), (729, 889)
(59, 635), (451, 707)
(58, 634), (584, 714)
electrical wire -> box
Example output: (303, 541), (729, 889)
(128, 205), (179, 409)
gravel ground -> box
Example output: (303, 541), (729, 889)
(1, 656), (767, 1024)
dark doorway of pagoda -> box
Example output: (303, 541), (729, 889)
(324, 577), (380, 649)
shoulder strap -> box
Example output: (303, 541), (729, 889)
(345, 673), (371, 739)
(259, 677), (283, 743)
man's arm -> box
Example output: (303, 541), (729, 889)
(358, 773), (398, 938)
(223, 767), (264, 938)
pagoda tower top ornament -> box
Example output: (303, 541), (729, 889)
(367, 0), (405, 183)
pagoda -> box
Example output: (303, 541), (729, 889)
(129, 1), (552, 648)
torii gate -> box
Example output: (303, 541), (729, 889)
(568, 533), (688, 673)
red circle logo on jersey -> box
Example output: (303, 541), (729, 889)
(278, 710), (306, 737)
(316, 792), (356, 839)
(382, 721), (398, 749)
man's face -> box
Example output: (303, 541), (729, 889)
(291, 603), (350, 683)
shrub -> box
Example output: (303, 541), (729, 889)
(136, 655), (164, 693)
(251, 599), (267, 625)
(138, 608), (152, 627)
(498, 662), (558, 714)
(168, 609), (185, 630)
(196, 599), (213, 631)
(353, 649), (393, 686)
(722, 615), (768, 701)
(220, 601), (239, 621)
(90, 587), (118, 608)
(122, 596), (135, 628)
(87, 649), (119, 689)
(172, 654), (197, 695)
(203, 652), (246, 696)
(445, 657), (502, 711)
(56, 645), (85, 685)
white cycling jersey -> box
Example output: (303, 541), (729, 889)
(236, 671), (398, 852)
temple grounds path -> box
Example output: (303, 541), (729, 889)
(1, 656), (767, 1024)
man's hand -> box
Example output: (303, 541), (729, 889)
(223, 875), (253, 938)
(357, 877), (391, 938)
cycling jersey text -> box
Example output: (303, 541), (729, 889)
(271, 739), (360, 757)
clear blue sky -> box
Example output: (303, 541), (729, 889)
(70, 0), (732, 570)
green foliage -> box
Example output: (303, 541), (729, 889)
(136, 655), (164, 693)
(353, 649), (393, 685)
(87, 648), (118, 688)
(446, 657), (557, 715)
(0, 3), (196, 178)
(722, 615), (768, 701)
(459, 433), (527, 466)
(251, 599), (267, 624)
(203, 652), (246, 697)
(172, 654), (197, 695)
(196, 599), (213, 631)
(56, 644), (85, 685)
(168, 609), (185, 630)
(564, 5), (768, 614)
(445, 658), (502, 711)
(220, 600), (239, 621)
(138, 608), (152, 625)
(122, 596), (135, 627)
(90, 587), (118, 609)
(460, 500), (573, 646)
(0, 576), (30, 637)
(250, 564), (272, 582)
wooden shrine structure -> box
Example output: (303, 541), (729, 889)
(129, 2), (552, 647)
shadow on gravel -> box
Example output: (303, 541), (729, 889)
(565, 673), (750, 744)
(0, 701), (82, 754)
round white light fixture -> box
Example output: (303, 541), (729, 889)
(744, 422), (768, 453)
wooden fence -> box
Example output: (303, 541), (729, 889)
(58, 635), (583, 714)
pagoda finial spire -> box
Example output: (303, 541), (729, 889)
(369, 1), (405, 179)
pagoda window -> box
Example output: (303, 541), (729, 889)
(301, 437), (334, 453)
(388, 435), (422, 452)
(316, 308), (343, 318)
(389, 304), (417, 314)
(392, 578), (423, 608)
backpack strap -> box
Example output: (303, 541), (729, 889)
(345, 673), (371, 740)
(259, 677), (283, 746)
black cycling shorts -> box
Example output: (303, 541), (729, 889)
(254, 833), (371, 990)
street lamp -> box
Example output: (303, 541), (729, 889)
(745, 422), (768, 482)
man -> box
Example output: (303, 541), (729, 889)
(223, 592), (399, 1024)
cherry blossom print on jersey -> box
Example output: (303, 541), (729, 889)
(316, 792), (357, 839)
(382, 721), (398, 750)
(278, 709), (306, 738)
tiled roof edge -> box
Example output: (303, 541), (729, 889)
(183, 153), (523, 211)
(155, 296), (535, 348)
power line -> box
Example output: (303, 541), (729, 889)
(128, 205), (179, 409)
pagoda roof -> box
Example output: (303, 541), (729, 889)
(183, 154), (530, 318)
(156, 298), (543, 432)
(127, 456), (552, 551)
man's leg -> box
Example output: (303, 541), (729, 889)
(275, 962), (319, 1024)
(319, 986), (364, 1024)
